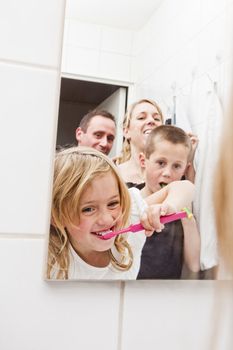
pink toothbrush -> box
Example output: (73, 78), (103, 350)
(101, 209), (192, 240)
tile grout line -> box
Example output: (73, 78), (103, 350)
(0, 57), (59, 71)
(0, 233), (44, 239)
(117, 281), (125, 350)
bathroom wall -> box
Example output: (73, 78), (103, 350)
(0, 1), (121, 350)
(1, 1), (233, 350)
(62, 15), (134, 83)
(132, 0), (233, 131)
(124, 1), (233, 348)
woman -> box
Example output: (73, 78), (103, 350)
(115, 99), (164, 187)
(115, 98), (198, 186)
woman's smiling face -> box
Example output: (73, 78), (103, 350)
(65, 171), (122, 257)
(124, 102), (163, 151)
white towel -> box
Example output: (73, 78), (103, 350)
(193, 90), (223, 270)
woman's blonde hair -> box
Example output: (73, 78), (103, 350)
(214, 98), (233, 277)
(47, 146), (132, 279)
(115, 99), (164, 164)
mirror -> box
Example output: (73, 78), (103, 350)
(45, 0), (231, 280)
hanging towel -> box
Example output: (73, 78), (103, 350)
(193, 90), (223, 270)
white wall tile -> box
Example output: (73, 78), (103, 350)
(101, 26), (133, 55)
(122, 281), (216, 350)
(62, 19), (70, 47)
(201, 0), (226, 26)
(61, 44), (68, 72)
(138, 62), (177, 103)
(65, 45), (100, 77)
(133, 0), (232, 126)
(0, 0), (65, 67)
(133, 5), (201, 84)
(175, 38), (200, 88)
(199, 14), (227, 75)
(60, 19), (69, 70)
(171, 8), (201, 52)
(99, 52), (131, 81)
(133, 47), (157, 82)
(131, 55), (140, 82)
(0, 63), (59, 234)
(154, 0), (182, 25)
(132, 25), (151, 57)
(61, 17), (135, 82)
(68, 20), (101, 50)
(0, 238), (121, 350)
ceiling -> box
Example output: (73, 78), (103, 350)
(65, 0), (164, 30)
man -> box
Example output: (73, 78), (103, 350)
(76, 109), (116, 155)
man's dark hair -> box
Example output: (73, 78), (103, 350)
(79, 109), (116, 132)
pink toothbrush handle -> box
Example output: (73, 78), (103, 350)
(101, 211), (188, 239)
(129, 211), (187, 231)
(160, 211), (187, 224)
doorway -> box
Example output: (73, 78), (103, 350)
(56, 77), (128, 157)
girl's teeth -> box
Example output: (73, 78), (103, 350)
(95, 230), (112, 236)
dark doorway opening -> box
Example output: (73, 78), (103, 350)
(56, 77), (128, 148)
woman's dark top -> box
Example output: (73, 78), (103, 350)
(126, 182), (145, 190)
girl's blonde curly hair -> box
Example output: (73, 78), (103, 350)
(46, 146), (133, 279)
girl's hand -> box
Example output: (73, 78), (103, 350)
(140, 203), (175, 236)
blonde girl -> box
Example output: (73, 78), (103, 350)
(48, 146), (132, 279)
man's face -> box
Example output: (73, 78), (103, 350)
(76, 115), (116, 155)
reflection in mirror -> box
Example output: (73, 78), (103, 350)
(46, 145), (197, 280)
(56, 77), (127, 157)
(45, 0), (233, 280)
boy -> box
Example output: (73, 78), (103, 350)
(137, 125), (200, 279)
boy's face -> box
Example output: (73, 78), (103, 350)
(140, 140), (189, 195)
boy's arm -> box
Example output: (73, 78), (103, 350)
(185, 132), (198, 183)
(182, 215), (200, 272)
(145, 180), (195, 213)
(184, 162), (196, 183)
